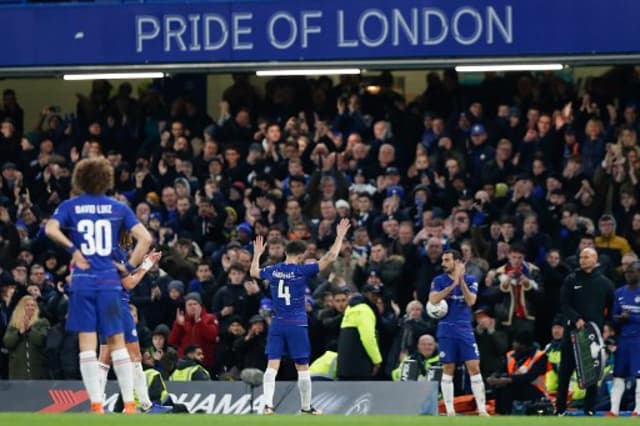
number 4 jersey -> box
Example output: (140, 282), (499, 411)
(260, 262), (319, 325)
(52, 194), (139, 291)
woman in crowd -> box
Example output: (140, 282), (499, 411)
(2, 295), (50, 379)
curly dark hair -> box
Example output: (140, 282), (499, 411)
(71, 157), (114, 195)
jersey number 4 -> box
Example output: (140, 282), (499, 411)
(277, 279), (291, 306)
(77, 219), (113, 256)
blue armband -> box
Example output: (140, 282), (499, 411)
(65, 245), (77, 255)
(124, 261), (136, 272)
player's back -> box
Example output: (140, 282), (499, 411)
(261, 262), (319, 325)
(616, 285), (640, 337)
(432, 273), (477, 337)
(53, 194), (139, 290)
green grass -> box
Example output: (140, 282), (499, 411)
(0, 413), (637, 425)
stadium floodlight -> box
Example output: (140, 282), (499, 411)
(455, 64), (564, 73)
(256, 68), (361, 77)
(63, 72), (165, 81)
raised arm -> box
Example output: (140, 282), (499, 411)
(126, 223), (153, 269)
(318, 218), (351, 272)
(250, 235), (267, 279)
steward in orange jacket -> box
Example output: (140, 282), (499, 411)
(486, 330), (548, 414)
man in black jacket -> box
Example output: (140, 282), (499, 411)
(555, 248), (615, 415)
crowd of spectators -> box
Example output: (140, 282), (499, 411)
(0, 68), (639, 390)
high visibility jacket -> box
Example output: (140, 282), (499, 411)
(544, 341), (561, 392)
(506, 349), (547, 395)
(309, 350), (338, 379)
(391, 354), (440, 381)
(145, 368), (169, 404)
(170, 364), (210, 381)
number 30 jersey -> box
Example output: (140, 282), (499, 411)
(260, 262), (319, 325)
(52, 194), (139, 290)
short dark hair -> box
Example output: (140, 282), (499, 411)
(443, 249), (462, 261)
(371, 239), (386, 249)
(185, 344), (201, 356)
(198, 260), (212, 269)
(286, 240), (307, 256)
(580, 232), (595, 241)
(333, 287), (350, 296)
(509, 243), (526, 254)
(561, 203), (578, 216)
(228, 262), (245, 273)
(289, 175), (306, 185)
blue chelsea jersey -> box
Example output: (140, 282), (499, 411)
(614, 285), (640, 337)
(431, 273), (478, 338)
(260, 263), (319, 325)
(52, 194), (139, 274)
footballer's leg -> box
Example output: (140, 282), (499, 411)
(291, 327), (319, 414)
(263, 323), (283, 414)
(69, 289), (104, 414)
(462, 334), (488, 416)
(97, 342), (111, 403)
(262, 359), (280, 415)
(79, 332), (105, 414)
(108, 333), (136, 414)
(99, 291), (135, 414)
(295, 363), (319, 415)
(438, 337), (456, 416)
(123, 304), (153, 412)
(609, 338), (628, 416)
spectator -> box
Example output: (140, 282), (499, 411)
(544, 315), (564, 395)
(45, 298), (80, 380)
(0, 276), (16, 379)
(169, 344), (210, 381)
(391, 334), (440, 381)
(143, 324), (177, 380)
(474, 307), (509, 379)
(395, 301), (435, 359)
(316, 287), (349, 351)
(2, 295), (50, 379)
(189, 260), (218, 308)
(537, 249), (571, 342)
(168, 292), (219, 374)
(211, 264), (262, 328)
(232, 314), (268, 373)
(595, 214), (632, 268)
(353, 240), (404, 302)
(493, 243), (542, 339)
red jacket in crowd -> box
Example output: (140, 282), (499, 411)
(168, 309), (219, 371)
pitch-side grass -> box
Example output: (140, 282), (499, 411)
(0, 413), (637, 425)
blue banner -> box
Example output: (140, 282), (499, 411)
(0, 0), (638, 67)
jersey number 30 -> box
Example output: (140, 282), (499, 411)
(277, 279), (291, 306)
(77, 219), (113, 256)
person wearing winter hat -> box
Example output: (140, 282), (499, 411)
(167, 280), (184, 299)
(168, 291), (219, 373)
(143, 324), (178, 380)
